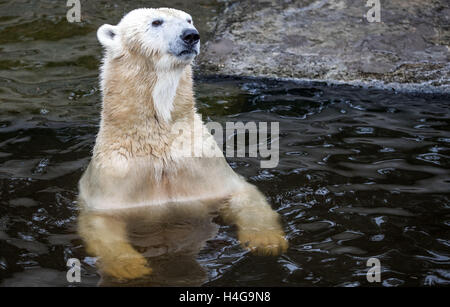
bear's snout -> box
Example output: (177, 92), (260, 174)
(181, 29), (200, 46)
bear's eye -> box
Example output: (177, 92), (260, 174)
(187, 19), (192, 24)
(152, 19), (163, 27)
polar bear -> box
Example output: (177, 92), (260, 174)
(77, 8), (288, 281)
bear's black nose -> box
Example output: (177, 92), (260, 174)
(181, 29), (200, 45)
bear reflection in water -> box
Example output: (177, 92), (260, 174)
(79, 200), (222, 286)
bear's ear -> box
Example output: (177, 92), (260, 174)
(97, 24), (119, 49)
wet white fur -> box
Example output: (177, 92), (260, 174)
(77, 9), (287, 281)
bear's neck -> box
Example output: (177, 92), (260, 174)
(95, 55), (196, 157)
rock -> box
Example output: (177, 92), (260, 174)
(198, 0), (449, 92)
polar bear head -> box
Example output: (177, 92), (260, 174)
(97, 8), (200, 70)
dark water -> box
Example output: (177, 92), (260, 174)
(0, 0), (450, 287)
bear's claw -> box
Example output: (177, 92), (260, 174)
(238, 229), (288, 256)
(100, 249), (152, 280)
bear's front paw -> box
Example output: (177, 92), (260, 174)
(100, 252), (152, 280)
(238, 229), (288, 256)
